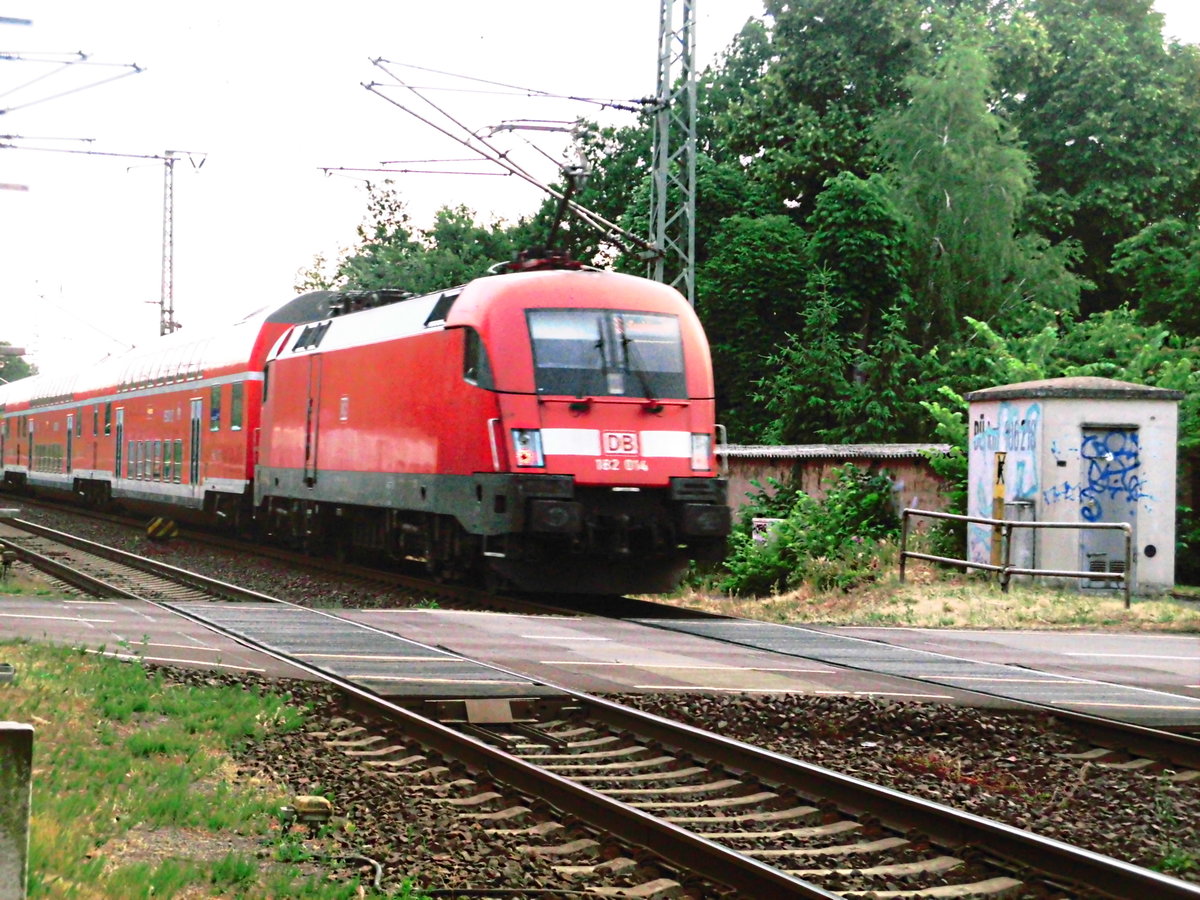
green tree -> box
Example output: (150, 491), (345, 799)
(755, 174), (925, 443)
(875, 43), (1081, 344)
(301, 182), (527, 295)
(1110, 219), (1200, 336)
(696, 214), (809, 440)
(0, 344), (34, 384)
(1003, 0), (1200, 312)
(719, 0), (932, 220)
(756, 278), (856, 443)
(806, 172), (912, 350)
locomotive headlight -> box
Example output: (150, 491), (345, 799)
(690, 433), (712, 471)
(512, 429), (545, 468)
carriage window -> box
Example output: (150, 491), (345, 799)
(527, 309), (686, 399)
(210, 386), (221, 431)
(230, 383), (244, 430)
(104, 403), (112, 436)
(173, 439), (183, 482)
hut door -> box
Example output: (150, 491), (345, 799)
(1079, 427), (1139, 588)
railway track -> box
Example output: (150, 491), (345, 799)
(2, 494), (570, 613)
(2, 516), (1198, 897)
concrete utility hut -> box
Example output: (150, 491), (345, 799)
(964, 377), (1183, 593)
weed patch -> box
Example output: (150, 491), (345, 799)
(666, 564), (1200, 632)
(1, 642), (404, 898)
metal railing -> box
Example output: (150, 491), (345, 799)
(899, 508), (1133, 608)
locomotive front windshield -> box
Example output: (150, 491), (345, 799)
(527, 309), (686, 399)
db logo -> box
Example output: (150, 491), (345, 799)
(602, 431), (639, 454)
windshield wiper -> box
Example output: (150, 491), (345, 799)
(617, 319), (657, 402)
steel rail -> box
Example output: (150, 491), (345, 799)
(566, 692), (1200, 900)
(4, 518), (261, 601)
(0, 535), (132, 597)
(5, 499), (567, 615)
(158, 605), (841, 898)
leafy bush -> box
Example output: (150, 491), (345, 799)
(718, 465), (900, 596)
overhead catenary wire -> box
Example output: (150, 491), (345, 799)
(0, 134), (94, 142)
(372, 58), (650, 112)
(366, 78), (635, 253)
(0, 54), (143, 113)
(364, 59), (655, 255)
(321, 166), (510, 177)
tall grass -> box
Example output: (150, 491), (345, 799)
(1, 641), (410, 898)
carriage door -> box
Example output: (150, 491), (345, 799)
(1079, 427), (1139, 588)
(303, 356), (322, 487)
(189, 399), (203, 484)
(113, 409), (124, 477)
(66, 414), (74, 474)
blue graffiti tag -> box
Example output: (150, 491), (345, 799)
(1042, 480), (1078, 505)
(1079, 431), (1147, 522)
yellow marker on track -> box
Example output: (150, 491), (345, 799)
(146, 517), (179, 542)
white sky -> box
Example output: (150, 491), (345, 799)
(1, 1), (1197, 375)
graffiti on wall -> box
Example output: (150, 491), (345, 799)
(1040, 429), (1152, 521)
(1078, 429), (1148, 522)
(967, 400), (1041, 564)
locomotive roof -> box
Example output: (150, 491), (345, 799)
(1, 269), (693, 407)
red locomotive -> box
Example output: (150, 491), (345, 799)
(0, 257), (730, 593)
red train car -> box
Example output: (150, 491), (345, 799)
(0, 259), (730, 593)
(0, 307), (289, 523)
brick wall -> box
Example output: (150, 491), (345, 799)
(722, 449), (952, 515)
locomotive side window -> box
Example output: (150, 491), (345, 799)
(527, 309), (686, 399)
(462, 328), (494, 389)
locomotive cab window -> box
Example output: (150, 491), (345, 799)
(527, 309), (686, 398)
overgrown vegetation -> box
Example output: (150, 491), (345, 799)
(715, 465), (901, 596)
(1, 642), (413, 899)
